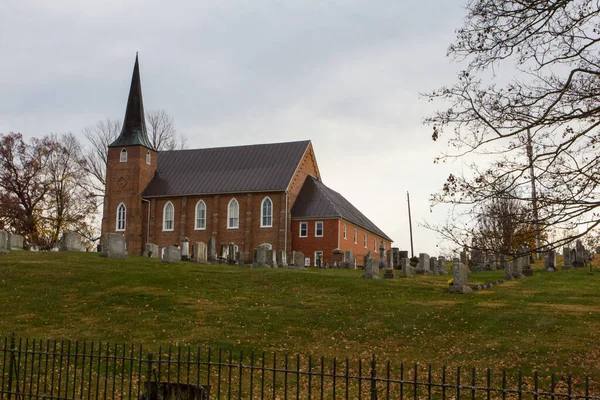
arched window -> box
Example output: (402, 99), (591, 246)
(116, 203), (126, 231)
(120, 148), (127, 162)
(146, 151), (151, 165)
(163, 201), (174, 231)
(228, 198), (239, 229)
(195, 200), (206, 230)
(343, 223), (347, 240)
(261, 197), (272, 227)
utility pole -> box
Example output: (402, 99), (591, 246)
(407, 191), (415, 258)
(526, 128), (541, 259)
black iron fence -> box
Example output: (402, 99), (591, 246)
(1, 336), (599, 399)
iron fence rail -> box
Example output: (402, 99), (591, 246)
(0, 336), (598, 399)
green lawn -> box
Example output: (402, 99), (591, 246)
(1, 251), (599, 378)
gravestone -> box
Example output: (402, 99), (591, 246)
(207, 237), (217, 261)
(277, 250), (287, 268)
(253, 245), (269, 267)
(363, 253), (380, 279)
(28, 244), (40, 252)
(290, 251), (305, 270)
(521, 246), (533, 276)
(399, 258), (414, 277)
(192, 242), (207, 263)
(437, 256), (448, 275)
(449, 258), (472, 294)
(343, 250), (355, 269)
(0, 231), (8, 254)
(512, 255), (524, 279)
(181, 239), (190, 261)
(562, 246), (574, 269)
(8, 234), (24, 250)
(60, 232), (84, 252)
(99, 233), (127, 258)
(416, 253), (431, 274)
(574, 240), (585, 267)
(383, 247), (394, 279)
(162, 246), (181, 264)
(379, 243), (387, 270)
(544, 250), (557, 272)
(267, 249), (277, 268)
(219, 244), (229, 262)
(398, 250), (409, 259)
(390, 247), (400, 269)
(470, 249), (484, 272)
(502, 254), (512, 280)
(227, 243), (238, 264)
(332, 249), (344, 268)
(50, 243), (59, 252)
(430, 257), (438, 274)
(145, 243), (159, 258)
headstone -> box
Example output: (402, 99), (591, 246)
(332, 249), (344, 268)
(398, 250), (409, 259)
(145, 243), (159, 258)
(207, 237), (217, 261)
(449, 258), (472, 294)
(429, 257), (438, 274)
(99, 233), (127, 259)
(416, 253), (431, 274)
(276, 250), (287, 268)
(0, 231), (8, 254)
(574, 240), (585, 267)
(28, 244), (40, 252)
(399, 258), (413, 277)
(219, 244), (229, 262)
(502, 254), (512, 280)
(383, 247), (395, 279)
(343, 250), (355, 269)
(227, 243), (238, 264)
(290, 251), (305, 270)
(8, 234), (24, 251)
(162, 245), (181, 264)
(471, 249), (484, 272)
(363, 252), (380, 279)
(181, 239), (190, 261)
(390, 247), (400, 269)
(60, 232), (84, 252)
(267, 249), (277, 268)
(191, 242), (207, 263)
(379, 243), (386, 270)
(50, 244), (59, 252)
(562, 246), (574, 269)
(253, 244), (271, 267)
(436, 256), (448, 275)
(512, 255), (524, 279)
(544, 250), (557, 272)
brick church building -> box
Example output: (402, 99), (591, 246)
(101, 56), (392, 266)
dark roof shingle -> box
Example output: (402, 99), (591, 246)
(143, 140), (310, 197)
(291, 176), (392, 242)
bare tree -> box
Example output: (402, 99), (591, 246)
(425, 0), (600, 251)
(146, 109), (187, 151)
(81, 118), (121, 193)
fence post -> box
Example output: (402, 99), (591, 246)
(7, 335), (15, 400)
(146, 353), (153, 383)
(370, 353), (377, 400)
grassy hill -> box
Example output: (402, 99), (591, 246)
(1, 251), (599, 377)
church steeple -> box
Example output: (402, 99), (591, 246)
(109, 54), (154, 149)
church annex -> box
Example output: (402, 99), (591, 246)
(101, 56), (392, 266)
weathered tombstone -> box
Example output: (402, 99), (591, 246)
(60, 232), (84, 252)
(207, 237), (217, 261)
(449, 258), (472, 294)
(502, 254), (512, 280)
(219, 244), (228, 262)
(50, 243), (59, 252)
(378, 243), (386, 269)
(562, 246), (574, 269)
(390, 248), (400, 269)
(332, 249), (344, 268)
(437, 256), (448, 275)
(470, 249), (484, 272)
(574, 240), (585, 267)
(8, 234), (24, 251)
(416, 253), (431, 274)
(398, 250), (409, 259)
(276, 250), (287, 268)
(544, 250), (557, 272)
(253, 245), (269, 267)
(181, 239), (190, 261)
(191, 242), (207, 263)
(430, 257), (438, 275)
(99, 233), (127, 259)
(399, 258), (413, 277)
(512, 255), (524, 279)
(227, 243), (238, 264)
(343, 250), (355, 269)
(522, 246), (533, 276)
(28, 244), (40, 252)
(290, 251), (305, 270)
(145, 243), (159, 258)
(267, 249), (277, 268)
(383, 247), (395, 279)
(363, 252), (380, 279)
(162, 245), (181, 264)
(0, 231), (8, 254)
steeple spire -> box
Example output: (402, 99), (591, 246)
(109, 54), (154, 149)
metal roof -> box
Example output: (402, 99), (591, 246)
(291, 175), (393, 242)
(143, 140), (311, 197)
(109, 54), (154, 150)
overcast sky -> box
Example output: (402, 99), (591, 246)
(1, 0), (470, 256)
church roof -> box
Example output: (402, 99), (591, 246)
(291, 175), (392, 242)
(109, 54), (154, 150)
(143, 140), (311, 197)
